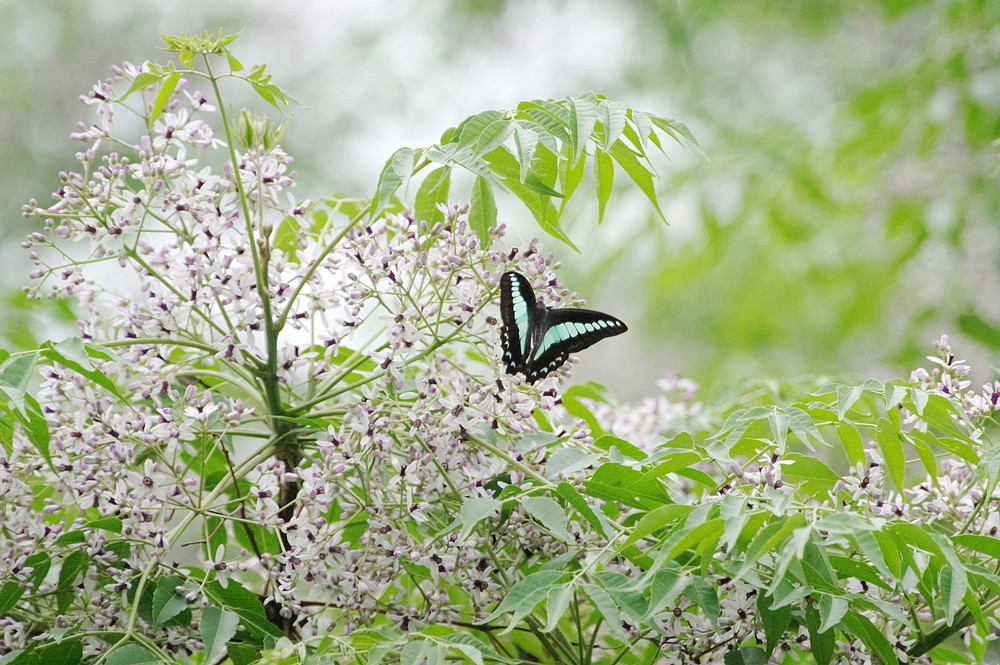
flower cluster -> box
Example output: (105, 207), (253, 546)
(8, 59), (625, 658)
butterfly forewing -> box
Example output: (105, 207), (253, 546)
(500, 271), (628, 384)
(499, 272), (541, 375)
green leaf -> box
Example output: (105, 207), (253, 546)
(804, 604), (836, 665)
(834, 384), (864, 419)
(953, 534), (1000, 559)
(520, 496), (572, 542)
(782, 453), (840, 497)
(368, 147), (416, 220)
(594, 151), (615, 224)
(400, 639), (432, 665)
(597, 99), (627, 149)
(152, 576), (188, 628)
(200, 606), (240, 664)
(513, 123), (539, 182)
(148, 72), (181, 130)
(842, 612), (896, 665)
(458, 496), (501, 541)
(932, 533), (968, 625)
(40, 339), (124, 398)
(584, 462), (671, 509)
(414, 166), (452, 224)
(543, 584), (573, 633)
(106, 643), (164, 665)
(468, 175), (497, 246)
(683, 577), (720, 626)
(918, 394), (975, 443)
(120, 72), (164, 99)
(486, 570), (565, 631)
(618, 504), (693, 551)
(829, 556), (892, 591)
(875, 418), (905, 491)
(581, 583), (628, 640)
(544, 448), (600, 479)
(0, 353), (35, 394)
(836, 422), (866, 466)
(723, 647), (767, 665)
(737, 514), (806, 578)
(0, 581), (25, 616)
(556, 482), (613, 539)
(818, 595), (848, 633)
(757, 593), (791, 656)
(958, 312), (1000, 349)
(57, 551), (88, 591)
(642, 569), (688, 619)
(202, 580), (283, 639)
(569, 96), (598, 164)
(226, 52), (244, 72)
(609, 141), (666, 224)
(472, 119), (514, 158)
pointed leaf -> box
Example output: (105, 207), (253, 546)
(200, 606), (240, 664)
(468, 175), (497, 245)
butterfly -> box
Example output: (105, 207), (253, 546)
(499, 271), (627, 383)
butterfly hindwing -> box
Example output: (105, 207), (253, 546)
(499, 271), (627, 383)
(525, 308), (628, 383)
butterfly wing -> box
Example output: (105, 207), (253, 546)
(523, 308), (628, 383)
(499, 272), (540, 376)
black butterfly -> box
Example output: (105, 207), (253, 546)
(499, 271), (627, 383)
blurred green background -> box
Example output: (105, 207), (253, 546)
(2, 0), (998, 400)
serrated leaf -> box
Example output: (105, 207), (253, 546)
(569, 97), (598, 164)
(485, 570), (566, 623)
(555, 482), (613, 540)
(683, 577), (720, 626)
(643, 569), (688, 619)
(543, 584), (573, 632)
(598, 100), (627, 150)
(836, 422), (865, 466)
(805, 604), (836, 665)
(818, 595), (848, 633)
(594, 150), (614, 223)
(513, 123), (539, 182)
(757, 593), (791, 656)
(618, 504), (692, 552)
(609, 141), (666, 224)
(875, 418), (905, 491)
(458, 496), (501, 541)
(0, 581), (25, 616)
(920, 394), (975, 443)
(120, 72), (164, 99)
(414, 165), (451, 224)
(106, 643), (164, 665)
(835, 384), (864, 419)
(148, 73), (181, 130)
(202, 580), (283, 639)
(521, 496), (572, 542)
(368, 147), (416, 220)
(468, 175), (497, 246)
(152, 576), (188, 628)
(842, 612), (896, 665)
(200, 606), (240, 664)
(581, 583), (627, 640)
(473, 119), (514, 158)
(932, 533), (968, 625)
(544, 447), (600, 479)
(400, 639), (432, 665)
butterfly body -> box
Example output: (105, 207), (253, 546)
(499, 271), (627, 383)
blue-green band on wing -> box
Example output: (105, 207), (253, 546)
(499, 271), (627, 383)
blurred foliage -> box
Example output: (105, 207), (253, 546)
(3, 0), (998, 396)
(593, 0), (1000, 392)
